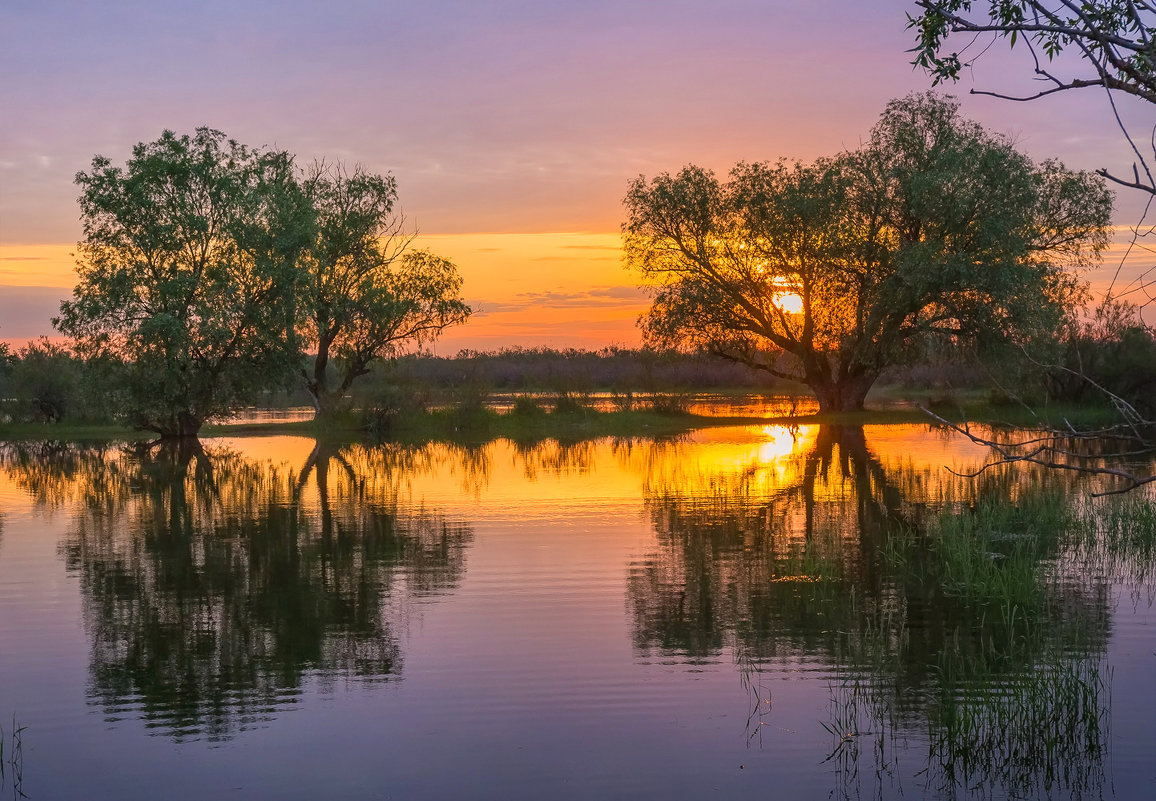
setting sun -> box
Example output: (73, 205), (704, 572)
(774, 292), (804, 314)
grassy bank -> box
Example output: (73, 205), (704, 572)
(0, 389), (1138, 443)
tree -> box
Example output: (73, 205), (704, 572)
(297, 163), (471, 415)
(624, 93), (1111, 412)
(56, 128), (312, 438)
(910, 1), (1156, 196)
(6, 339), (82, 422)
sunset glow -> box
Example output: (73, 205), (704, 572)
(1, 2), (1151, 347)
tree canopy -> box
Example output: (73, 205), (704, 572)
(57, 128), (311, 437)
(298, 163), (470, 414)
(56, 131), (471, 436)
(624, 93), (1112, 412)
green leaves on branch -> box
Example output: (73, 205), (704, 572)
(908, 1), (1156, 195)
(909, 1), (1156, 103)
(297, 163), (470, 414)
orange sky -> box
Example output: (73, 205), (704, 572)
(3, 227), (1149, 351)
(0, 233), (645, 350)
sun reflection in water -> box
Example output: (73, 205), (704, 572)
(757, 424), (809, 462)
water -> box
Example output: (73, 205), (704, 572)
(0, 425), (1152, 800)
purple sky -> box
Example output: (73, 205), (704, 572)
(1, 0), (1152, 343)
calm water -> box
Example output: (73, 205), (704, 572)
(0, 425), (1152, 800)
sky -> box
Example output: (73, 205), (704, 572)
(1, 0), (1153, 350)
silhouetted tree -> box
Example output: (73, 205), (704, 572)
(625, 94), (1110, 411)
(298, 162), (470, 415)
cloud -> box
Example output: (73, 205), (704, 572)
(469, 285), (650, 313)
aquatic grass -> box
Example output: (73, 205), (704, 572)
(1067, 494), (1156, 592)
(608, 388), (635, 412)
(823, 622), (1110, 801)
(881, 489), (1075, 625)
(648, 392), (692, 415)
(926, 649), (1110, 797)
(550, 391), (590, 414)
(822, 670), (905, 798)
(0, 715), (27, 800)
(510, 394), (545, 417)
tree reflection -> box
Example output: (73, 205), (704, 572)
(0, 439), (472, 741)
(630, 425), (917, 658)
(628, 424), (1115, 796)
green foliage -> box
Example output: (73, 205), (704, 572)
(909, 2), (1156, 196)
(0, 339), (122, 424)
(625, 93), (1110, 412)
(51, 135), (471, 434)
(1050, 300), (1156, 416)
(298, 163), (471, 414)
(5, 339), (81, 422)
(56, 128), (312, 437)
(910, 1), (1156, 105)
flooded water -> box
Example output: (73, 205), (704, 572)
(0, 425), (1152, 800)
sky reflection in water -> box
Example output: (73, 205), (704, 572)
(0, 425), (1152, 800)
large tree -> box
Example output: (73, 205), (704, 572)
(625, 93), (1111, 412)
(297, 163), (471, 414)
(56, 129), (311, 437)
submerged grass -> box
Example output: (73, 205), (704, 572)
(1069, 494), (1156, 591)
(927, 645), (1110, 797)
(881, 487), (1075, 629)
(820, 490), (1152, 799)
(824, 622), (1111, 799)
(934, 491), (1070, 613)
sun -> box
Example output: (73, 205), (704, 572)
(774, 292), (804, 314)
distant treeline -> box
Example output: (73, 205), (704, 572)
(377, 347), (776, 393)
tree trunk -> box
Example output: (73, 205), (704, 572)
(308, 332), (335, 418)
(146, 410), (203, 439)
(809, 372), (877, 413)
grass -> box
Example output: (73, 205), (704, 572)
(1068, 494), (1156, 591)
(823, 621), (1111, 799)
(0, 384), (1140, 443)
(819, 489), (1147, 798)
(0, 715), (26, 799)
(879, 488), (1075, 632)
(0, 421), (154, 441)
(926, 647), (1109, 797)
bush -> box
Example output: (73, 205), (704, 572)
(1049, 302), (1156, 416)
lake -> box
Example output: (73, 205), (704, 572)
(0, 424), (1152, 800)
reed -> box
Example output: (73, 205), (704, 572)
(926, 648), (1109, 797)
(0, 715), (27, 799)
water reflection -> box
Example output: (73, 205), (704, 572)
(627, 425), (1116, 798)
(0, 426), (1149, 798)
(0, 439), (472, 741)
